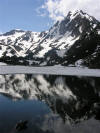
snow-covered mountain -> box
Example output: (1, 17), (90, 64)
(0, 10), (100, 68)
(0, 74), (100, 123)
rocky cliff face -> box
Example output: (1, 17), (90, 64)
(0, 10), (100, 68)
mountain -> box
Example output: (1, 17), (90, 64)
(0, 10), (100, 68)
(0, 74), (100, 123)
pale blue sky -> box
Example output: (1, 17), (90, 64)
(0, 0), (53, 33)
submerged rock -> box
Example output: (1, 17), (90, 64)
(15, 120), (28, 131)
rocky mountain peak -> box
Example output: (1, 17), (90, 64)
(0, 10), (100, 68)
(48, 10), (99, 38)
(67, 10), (95, 20)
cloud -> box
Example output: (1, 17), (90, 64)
(41, 0), (100, 21)
(36, 6), (47, 17)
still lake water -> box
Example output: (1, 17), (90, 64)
(0, 74), (100, 133)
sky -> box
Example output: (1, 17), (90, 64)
(0, 0), (100, 33)
(0, 0), (53, 33)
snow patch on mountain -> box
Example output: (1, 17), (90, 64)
(0, 10), (100, 67)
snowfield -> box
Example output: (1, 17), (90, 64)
(0, 62), (7, 65)
(0, 65), (100, 77)
(0, 10), (100, 68)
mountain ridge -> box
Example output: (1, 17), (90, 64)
(0, 10), (100, 68)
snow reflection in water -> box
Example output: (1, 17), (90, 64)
(0, 74), (100, 133)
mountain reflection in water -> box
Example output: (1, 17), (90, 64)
(0, 74), (100, 133)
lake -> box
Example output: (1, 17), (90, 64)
(0, 73), (100, 133)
